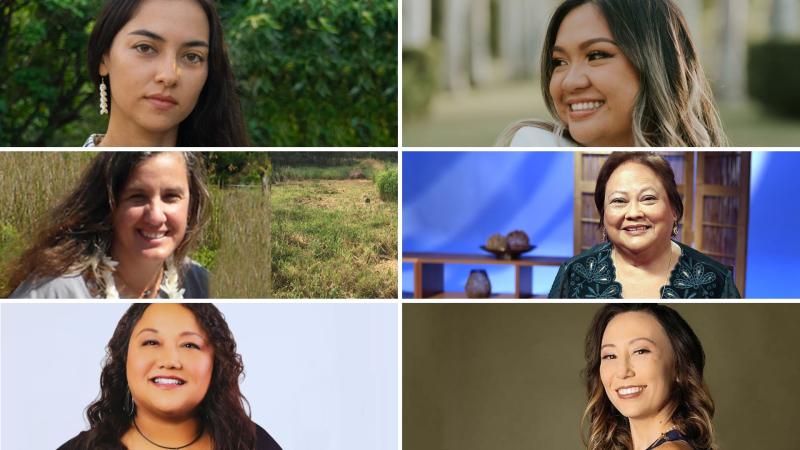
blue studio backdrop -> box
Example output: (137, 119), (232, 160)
(402, 151), (800, 298)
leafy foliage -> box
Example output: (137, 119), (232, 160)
(375, 166), (397, 201)
(223, 0), (398, 146)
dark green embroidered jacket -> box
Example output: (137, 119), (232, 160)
(548, 241), (741, 299)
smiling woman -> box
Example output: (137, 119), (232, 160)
(496, 0), (726, 147)
(57, 303), (281, 449)
(6, 152), (210, 299)
(583, 304), (715, 450)
(549, 152), (740, 299)
(86, 0), (248, 146)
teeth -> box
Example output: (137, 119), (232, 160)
(570, 101), (604, 111)
(153, 377), (183, 385)
(618, 386), (644, 395)
(141, 231), (166, 239)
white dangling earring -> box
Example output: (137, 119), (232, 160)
(99, 76), (109, 115)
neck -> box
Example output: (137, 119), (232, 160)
(111, 251), (164, 299)
(100, 112), (178, 147)
(133, 409), (203, 449)
(629, 406), (676, 450)
(613, 239), (676, 272)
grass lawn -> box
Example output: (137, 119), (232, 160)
(270, 179), (397, 299)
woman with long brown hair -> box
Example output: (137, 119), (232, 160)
(7, 152), (210, 299)
(582, 304), (716, 450)
(57, 303), (281, 449)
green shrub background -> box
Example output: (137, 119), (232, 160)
(375, 166), (397, 201)
(0, 0), (397, 146)
(748, 40), (800, 118)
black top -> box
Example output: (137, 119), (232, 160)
(548, 241), (741, 299)
(57, 423), (281, 450)
(645, 429), (692, 450)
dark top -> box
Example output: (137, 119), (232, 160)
(57, 423), (281, 450)
(548, 241), (741, 299)
(645, 429), (692, 450)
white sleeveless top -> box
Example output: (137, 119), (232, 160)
(509, 126), (577, 147)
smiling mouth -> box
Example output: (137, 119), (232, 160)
(151, 377), (185, 386)
(616, 385), (646, 398)
(138, 230), (167, 240)
(569, 101), (604, 112)
(623, 225), (651, 234)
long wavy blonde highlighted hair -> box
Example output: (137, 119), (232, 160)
(497, 0), (727, 147)
(581, 304), (717, 450)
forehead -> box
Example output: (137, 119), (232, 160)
(124, 153), (189, 187)
(605, 161), (666, 195)
(601, 311), (671, 348)
(555, 3), (614, 48)
(132, 304), (206, 336)
(119, 0), (209, 41)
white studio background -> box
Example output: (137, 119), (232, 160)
(0, 303), (398, 450)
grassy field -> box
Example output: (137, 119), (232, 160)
(270, 178), (398, 299)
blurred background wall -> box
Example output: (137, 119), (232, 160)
(401, 151), (800, 297)
(403, 303), (800, 450)
(403, 0), (800, 146)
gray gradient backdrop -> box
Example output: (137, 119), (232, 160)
(403, 303), (800, 450)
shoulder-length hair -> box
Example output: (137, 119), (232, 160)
(581, 304), (716, 450)
(79, 304), (255, 449)
(5, 152), (210, 297)
(500, 0), (726, 147)
(87, 0), (249, 146)
(593, 151), (683, 229)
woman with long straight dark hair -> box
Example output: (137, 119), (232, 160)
(85, 0), (249, 147)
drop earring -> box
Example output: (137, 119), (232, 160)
(99, 76), (109, 115)
(601, 227), (607, 242)
(672, 222), (679, 238)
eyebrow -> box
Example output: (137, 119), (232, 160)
(553, 37), (619, 54)
(607, 187), (658, 197)
(128, 29), (209, 48)
(601, 337), (657, 350)
(135, 328), (206, 340)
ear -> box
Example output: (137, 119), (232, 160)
(99, 56), (109, 77)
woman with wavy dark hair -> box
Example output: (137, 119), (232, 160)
(58, 303), (281, 449)
(497, 0), (726, 147)
(85, 0), (249, 146)
(582, 304), (716, 450)
(7, 152), (210, 299)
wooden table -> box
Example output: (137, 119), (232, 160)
(402, 252), (568, 298)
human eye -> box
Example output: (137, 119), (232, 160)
(142, 339), (159, 346)
(587, 50), (612, 61)
(552, 57), (567, 68)
(134, 43), (156, 55)
(182, 342), (201, 350)
(163, 192), (183, 203)
(183, 52), (206, 65)
(610, 197), (626, 205)
(633, 348), (651, 356)
(601, 353), (616, 360)
(640, 195), (657, 204)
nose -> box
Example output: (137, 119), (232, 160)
(617, 355), (635, 379)
(154, 54), (179, 87)
(143, 200), (167, 226)
(561, 62), (591, 92)
(158, 347), (182, 370)
(625, 200), (644, 220)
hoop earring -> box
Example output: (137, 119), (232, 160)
(99, 76), (109, 115)
(125, 387), (135, 417)
(672, 222), (679, 238)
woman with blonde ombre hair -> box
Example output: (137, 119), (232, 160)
(497, 0), (726, 147)
(582, 304), (716, 450)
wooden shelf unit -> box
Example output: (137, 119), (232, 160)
(402, 252), (567, 299)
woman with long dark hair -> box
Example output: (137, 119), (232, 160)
(58, 303), (281, 449)
(582, 304), (716, 450)
(7, 152), (210, 299)
(85, 0), (248, 146)
(497, 0), (726, 147)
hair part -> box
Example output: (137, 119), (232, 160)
(593, 151), (683, 232)
(539, 0), (727, 147)
(87, 0), (249, 146)
(82, 304), (256, 449)
(581, 304), (717, 450)
(5, 152), (210, 297)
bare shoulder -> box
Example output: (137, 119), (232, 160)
(657, 441), (694, 450)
